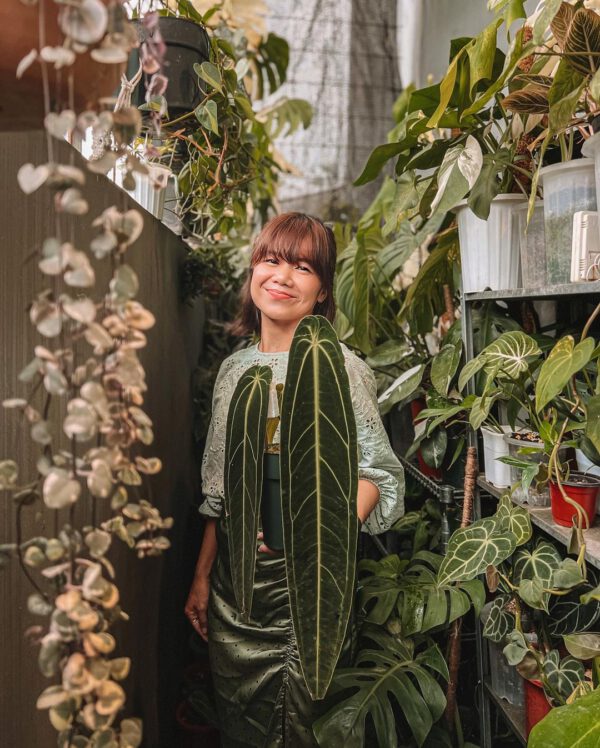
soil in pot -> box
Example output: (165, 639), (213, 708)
(549, 472), (600, 527)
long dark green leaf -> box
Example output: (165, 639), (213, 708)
(280, 316), (359, 699)
(224, 365), (272, 621)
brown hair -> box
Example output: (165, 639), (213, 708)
(230, 212), (337, 337)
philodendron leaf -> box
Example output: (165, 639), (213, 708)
(420, 428), (448, 469)
(458, 331), (540, 391)
(535, 336), (595, 412)
(431, 343), (462, 397)
(584, 394), (600, 454)
(469, 389), (503, 430)
(429, 135), (483, 216)
(313, 626), (448, 748)
(513, 540), (562, 611)
(528, 685), (600, 748)
(378, 364), (426, 416)
(483, 594), (514, 643)
(437, 517), (517, 586)
(563, 633), (600, 660)
(553, 558), (586, 590)
(548, 585), (600, 636)
(495, 494), (532, 545)
(542, 650), (586, 703)
(563, 8), (600, 76)
(280, 316), (359, 700)
(224, 365), (272, 621)
(503, 629), (529, 666)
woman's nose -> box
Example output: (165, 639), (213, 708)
(272, 263), (293, 284)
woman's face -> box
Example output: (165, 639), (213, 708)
(250, 254), (326, 325)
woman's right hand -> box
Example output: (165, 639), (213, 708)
(185, 573), (210, 642)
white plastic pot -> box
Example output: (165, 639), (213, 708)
(576, 448), (600, 478)
(481, 425), (512, 488)
(129, 164), (171, 220)
(539, 159), (596, 285)
(515, 200), (546, 289)
(504, 432), (550, 507)
(455, 194), (526, 293)
(582, 133), (600, 251)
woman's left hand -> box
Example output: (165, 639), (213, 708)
(257, 531), (281, 556)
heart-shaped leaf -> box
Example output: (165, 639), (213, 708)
(483, 594), (514, 643)
(18, 163), (50, 194)
(43, 469), (81, 509)
(536, 336), (595, 412)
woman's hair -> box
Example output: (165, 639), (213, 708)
(230, 212), (337, 337)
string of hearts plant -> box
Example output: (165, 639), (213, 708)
(0, 1), (173, 746)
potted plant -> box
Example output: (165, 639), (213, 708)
(499, 2), (600, 284)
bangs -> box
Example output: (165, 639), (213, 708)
(251, 220), (326, 274)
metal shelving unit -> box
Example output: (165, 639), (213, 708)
(461, 280), (600, 748)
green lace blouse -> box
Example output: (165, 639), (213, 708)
(199, 342), (405, 534)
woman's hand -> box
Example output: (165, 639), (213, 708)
(185, 573), (210, 642)
(257, 531), (280, 556)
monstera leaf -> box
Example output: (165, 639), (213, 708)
(359, 551), (484, 635)
(224, 365), (272, 621)
(313, 626), (448, 748)
(528, 685), (600, 748)
(280, 316), (359, 700)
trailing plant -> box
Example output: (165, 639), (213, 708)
(0, 2), (174, 744)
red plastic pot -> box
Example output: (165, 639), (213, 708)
(410, 399), (442, 480)
(524, 679), (551, 737)
(549, 472), (600, 527)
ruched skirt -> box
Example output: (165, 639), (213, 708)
(208, 515), (356, 748)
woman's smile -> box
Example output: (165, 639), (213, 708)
(265, 287), (295, 300)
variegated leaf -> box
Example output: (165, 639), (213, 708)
(495, 495), (532, 545)
(437, 517), (517, 587)
(513, 540), (561, 611)
(224, 365), (272, 621)
(483, 594), (514, 643)
(535, 336), (595, 413)
(280, 316), (359, 699)
(542, 650), (586, 703)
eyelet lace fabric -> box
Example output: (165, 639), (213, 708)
(199, 342), (405, 534)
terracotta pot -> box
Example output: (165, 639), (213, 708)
(549, 472), (600, 527)
(2, 1), (122, 132)
(524, 679), (551, 737)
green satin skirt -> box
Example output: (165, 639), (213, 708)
(208, 515), (357, 748)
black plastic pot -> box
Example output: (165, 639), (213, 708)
(261, 453), (284, 552)
(129, 17), (211, 114)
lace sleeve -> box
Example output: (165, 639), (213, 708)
(198, 357), (236, 519)
(345, 351), (405, 535)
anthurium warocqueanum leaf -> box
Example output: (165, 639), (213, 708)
(280, 315), (359, 700)
(313, 625), (448, 748)
(224, 364), (272, 621)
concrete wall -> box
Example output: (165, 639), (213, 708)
(0, 132), (204, 747)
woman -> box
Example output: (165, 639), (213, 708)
(185, 212), (405, 747)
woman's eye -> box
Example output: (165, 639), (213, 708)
(265, 258), (277, 265)
(296, 265), (310, 273)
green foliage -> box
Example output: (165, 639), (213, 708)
(280, 316), (359, 700)
(313, 626), (448, 748)
(528, 685), (600, 747)
(224, 365), (272, 620)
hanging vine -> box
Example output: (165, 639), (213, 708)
(1, 1), (171, 745)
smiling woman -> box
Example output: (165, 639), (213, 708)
(185, 212), (405, 747)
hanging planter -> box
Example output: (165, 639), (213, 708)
(129, 17), (211, 114)
(539, 160), (596, 285)
(481, 426), (512, 488)
(549, 472), (600, 527)
(454, 194), (525, 293)
(515, 200), (546, 290)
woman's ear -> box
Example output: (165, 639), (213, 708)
(317, 288), (327, 304)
